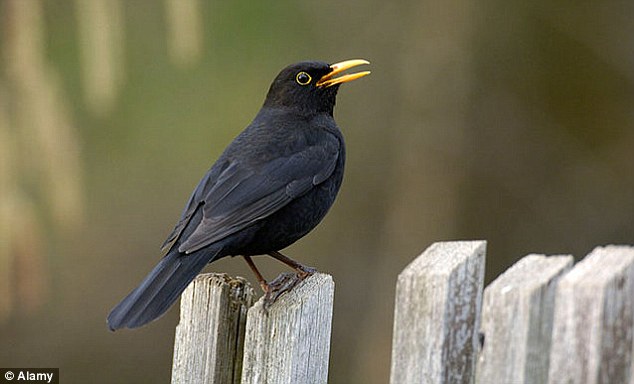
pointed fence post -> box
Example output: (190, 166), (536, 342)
(171, 273), (254, 384)
(240, 273), (335, 384)
(390, 240), (486, 384)
(475, 254), (573, 384)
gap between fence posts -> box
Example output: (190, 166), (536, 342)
(390, 240), (486, 384)
(475, 254), (573, 384)
(171, 273), (254, 384)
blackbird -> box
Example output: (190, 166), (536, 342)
(107, 59), (370, 330)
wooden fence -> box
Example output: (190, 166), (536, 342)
(171, 241), (634, 384)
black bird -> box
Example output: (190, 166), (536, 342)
(107, 59), (370, 330)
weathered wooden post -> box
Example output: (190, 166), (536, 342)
(171, 273), (254, 384)
(240, 273), (335, 384)
(242, 273), (335, 384)
(390, 240), (486, 384)
(548, 245), (634, 384)
(475, 254), (573, 384)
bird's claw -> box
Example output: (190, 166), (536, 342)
(262, 268), (316, 310)
(297, 265), (317, 279)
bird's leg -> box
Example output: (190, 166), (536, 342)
(242, 255), (269, 293)
(267, 250), (317, 279)
(242, 255), (298, 307)
(243, 252), (318, 310)
(242, 256), (305, 310)
(244, 251), (317, 309)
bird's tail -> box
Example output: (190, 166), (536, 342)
(107, 248), (217, 331)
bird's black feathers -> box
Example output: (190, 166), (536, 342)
(176, 119), (341, 254)
(108, 60), (359, 330)
(107, 248), (216, 330)
(108, 206), (219, 330)
(263, 61), (338, 115)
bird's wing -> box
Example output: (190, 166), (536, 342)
(160, 163), (225, 251)
(168, 137), (340, 254)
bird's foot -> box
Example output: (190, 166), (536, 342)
(296, 265), (317, 280)
(263, 272), (299, 309)
(262, 267), (316, 310)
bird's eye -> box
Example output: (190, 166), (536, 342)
(295, 72), (312, 85)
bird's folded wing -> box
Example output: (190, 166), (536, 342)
(160, 162), (227, 251)
(169, 138), (340, 254)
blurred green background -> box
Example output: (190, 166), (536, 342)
(1, 0), (633, 382)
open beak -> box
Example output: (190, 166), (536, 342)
(316, 59), (371, 88)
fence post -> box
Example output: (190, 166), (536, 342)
(171, 273), (254, 384)
(548, 245), (634, 384)
(390, 240), (486, 384)
(240, 273), (335, 384)
(475, 254), (573, 384)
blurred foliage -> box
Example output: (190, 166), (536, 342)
(0, 0), (633, 383)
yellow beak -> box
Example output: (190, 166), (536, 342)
(316, 59), (371, 88)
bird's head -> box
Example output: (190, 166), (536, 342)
(263, 59), (370, 116)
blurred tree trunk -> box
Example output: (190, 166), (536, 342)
(165, 0), (203, 68)
(2, 0), (83, 320)
(75, 0), (124, 115)
(350, 1), (475, 382)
